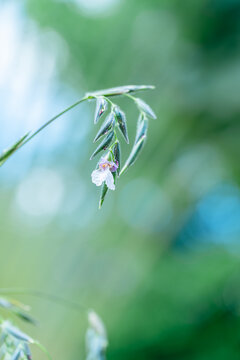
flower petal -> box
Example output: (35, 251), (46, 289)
(91, 169), (107, 187)
(105, 169), (115, 190)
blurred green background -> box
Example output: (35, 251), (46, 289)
(1, 0), (240, 359)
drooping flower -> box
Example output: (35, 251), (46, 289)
(91, 157), (118, 190)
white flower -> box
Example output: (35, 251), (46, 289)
(91, 157), (118, 191)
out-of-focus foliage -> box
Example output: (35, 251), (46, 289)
(1, 0), (240, 359)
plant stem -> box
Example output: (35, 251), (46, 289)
(21, 96), (88, 148)
(34, 341), (53, 360)
(0, 288), (87, 312)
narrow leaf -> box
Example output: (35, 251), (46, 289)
(135, 98), (156, 119)
(99, 183), (108, 209)
(114, 106), (129, 143)
(0, 298), (36, 325)
(113, 141), (121, 176)
(94, 97), (107, 124)
(94, 112), (115, 142)
(23, 344), (32, 360)
(3, 322), (33, 343)
(90, 131), (114, 160)
(0, 298), (12, 309)
(11, 348), (22, 360)
(0, 133), (30, 167)
(88, 85), (155, 97)
(120, 136), (146, 175)
(14, 310), (37, 325)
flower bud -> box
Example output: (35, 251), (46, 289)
(135, 98), (156, 119)
(90, 131), (114, 160)
(135, 116), (148, 144)
(120, 136), (146, 175)
(114, 106), (129, 143)
(93, 112), (115, 142)
(113, 141), (121, 176)
(94, 97), (107, 124)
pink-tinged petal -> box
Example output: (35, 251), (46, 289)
(99, 157), (107, 167)
(105, 169), (115, 190)
(91, 169), (107, 187)
(110, 162), (118, 172)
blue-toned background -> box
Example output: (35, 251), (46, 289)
(1, 0), (240, 359)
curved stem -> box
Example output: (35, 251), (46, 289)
(21, 96), (88, 148)
(34, 341), (53, 360)
(0, 288), (87, 312)
(123, 93), (136, 102)
(102, 96), (115, 108)
(0, 96), (89, 167)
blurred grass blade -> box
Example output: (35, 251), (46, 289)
(13, 310), (37, 325)
(94, 112), (115, 142)
(114, 107), (129, 143)
(0, 133), (29, 167)
(90, 131), (114, 160)
(0, 298), (37, 325)
(86, 311), (108, 360)
(135, 98), (157, 119)
(0, 298), (13, 310)
(94, 97), (108, 124)
(120, 136), (146, 175)
(23, 343), (32, 360)
(11, 348), (21, 360)
(34, 341), (53, 360)
(113, 141), (121, 176)
(8, 299), (30, 312)
(3, 322), (33, 343)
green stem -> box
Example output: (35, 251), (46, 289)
(123, 93), (136, 102)
(0, 96), (89, 167)
(0, 288), (87, 312)
(102, 96), (115, 108)
(21, 96), (88, 148)
(34, 341), (53, 360)
(124, 93), (146, 117)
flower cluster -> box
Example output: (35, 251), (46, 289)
(88, 85), (156, 208)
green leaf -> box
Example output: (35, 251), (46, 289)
(94, 97), (108, 124)
(120, 136), (146, 175)
(113, 141), (121, 176)
(0, 133), (29, 167)
(114, 106), (129, 143)
(135, 98), (156, 119)
(99, 183), (108, 209)
(90, 131), (114, 160)
(94, 112), (115, 142)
